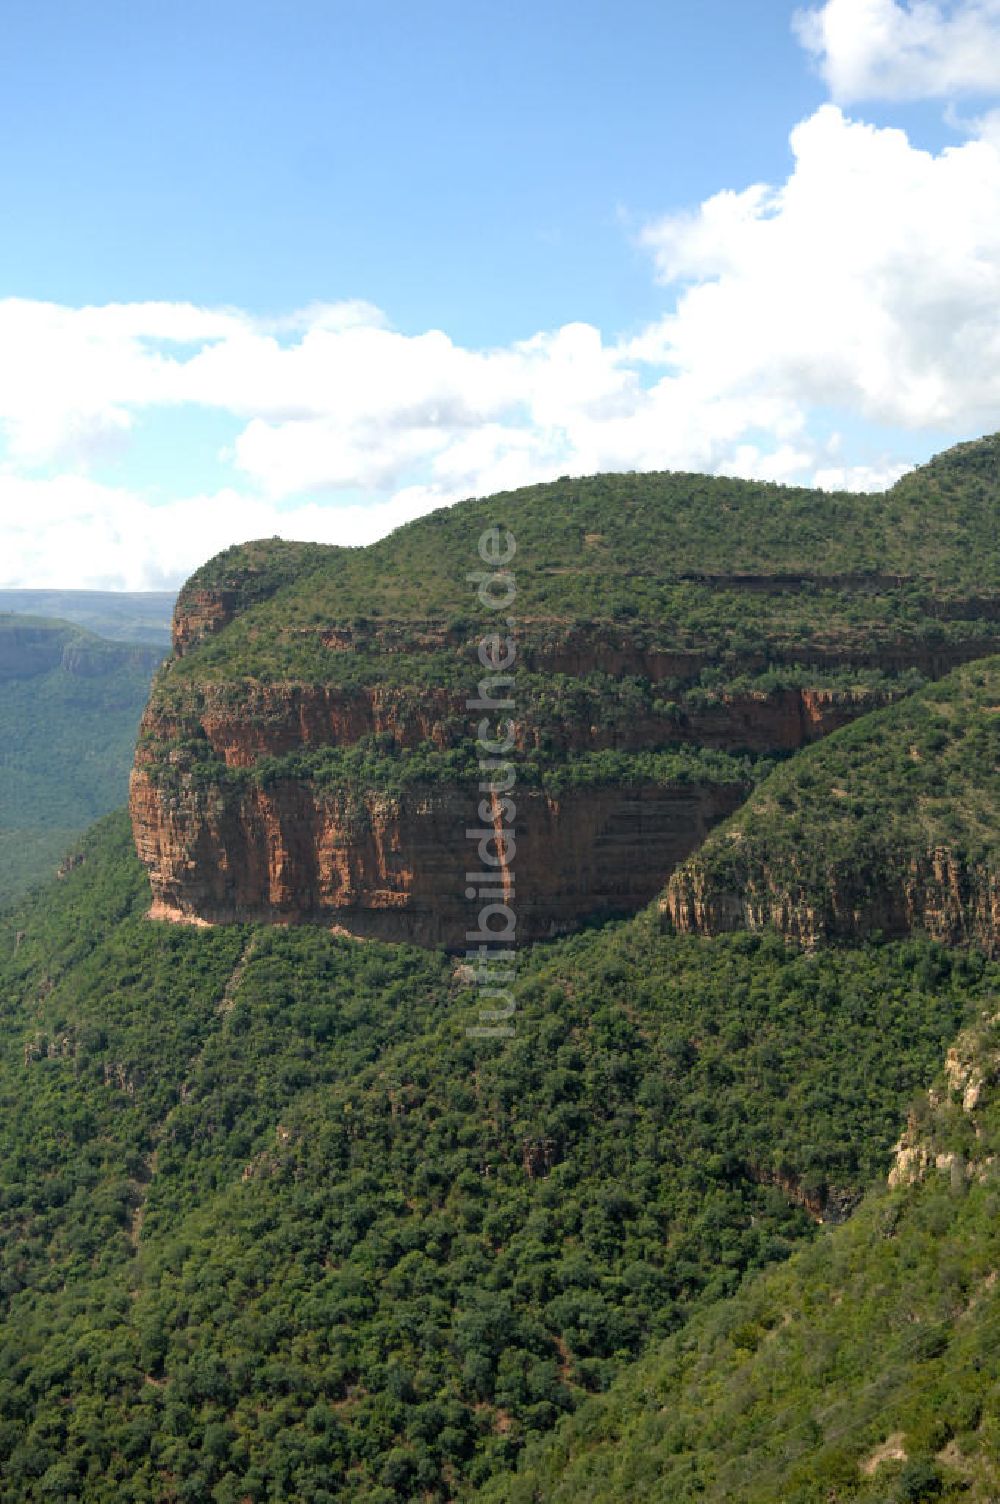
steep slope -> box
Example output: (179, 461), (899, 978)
(478, 1013), (1000, 1504)
(665, 655), (1000, 953)
(1, 815), (993, 1501)
(132, 437), (1000, 944)
(0, 616), (164, 904)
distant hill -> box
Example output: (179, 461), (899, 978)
(0, 588), (175, 646)
(0, 615), (164, 904)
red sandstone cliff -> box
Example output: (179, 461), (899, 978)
(663, 842), (1000, 956)
(131, 766), (745, 947)
(131, 631), (895, 948)
(131, 563), (999, 949)
(138, 678), (891, 766)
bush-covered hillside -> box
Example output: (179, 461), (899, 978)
(0, 813), (994, 1501)
(167, 446), (1000, 690)
(0, 617), (163, 905)
(479, 1014), (1000, 1504)
(3, 439), (1000, 1499)
(665, 654), (1000, 950)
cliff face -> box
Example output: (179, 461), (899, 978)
(139, 677), (889, 766)
(172, 601), (997, 682)
(664, 845), (1000, 957)
(888, 1012), (1000, 1189)
(131, 640), (975, 948)
(171, 588), (243, 657)
(133, 603), (916, 946)
(131, 767), (744, 946)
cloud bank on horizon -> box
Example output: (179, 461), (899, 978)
(4, 0), (1000, 589)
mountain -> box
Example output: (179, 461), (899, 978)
(0, 616), (164, 904)
(131, 441), (1000, 944)
(0, 590), (174, 647)
(0, 435), (999, 1502)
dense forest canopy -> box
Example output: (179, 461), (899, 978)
(1, 437), (999, 1499)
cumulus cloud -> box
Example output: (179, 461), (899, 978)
(9, 58), (1000, 588)
(0, 294), (833, 587)
(0, 473), (469, 591)
(794, 0), (1000, 102)
(638, 104), (1000, 432)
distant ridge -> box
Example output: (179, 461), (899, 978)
(0, 614), (164, 902)
(0, 588), (175, 646)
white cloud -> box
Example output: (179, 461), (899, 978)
(638, 104), (1000, 432)
(813, 459), (913, 488)
(0, 293), (832, 587)
(0, 472), (469, 591)
(8, 90), (1000, 587)
(794, 0), (1000, 102)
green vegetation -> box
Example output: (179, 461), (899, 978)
(145, 733), (773, 798)
(0, 814), (994, 1501)
(478, 1015), (1000, 1504)
(0, 828), (81, 905)
(150, 656), (927, 725)
(2, 438), (1000, 1499)
(0, 590), (174, 647)
(175, 537), (333, 643)
(667, 655), (1000, 943)
(146, 441), (1000, 831)
(168, 442), (1000, 690)
(0, 616), (163, 905)
(187, 438), (1000, 611)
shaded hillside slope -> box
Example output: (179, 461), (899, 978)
(0, 815), (992, 1502)
(665, 655), (1000, 953)
(478, 1013), (1000, 1504)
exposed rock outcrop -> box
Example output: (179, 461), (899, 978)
(140, 678), (892, 766)
(888, 1013), (999, 1188)
(133, 615), (923, 946)
(132, 447), (1000, 948)
(130, 768), (745, 947)
(663, 845), (1000, 956)
(662, 657), (1000, 954)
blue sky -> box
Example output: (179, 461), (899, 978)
(1, 0), (819, 333)
(2, 0), (1000, 587)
